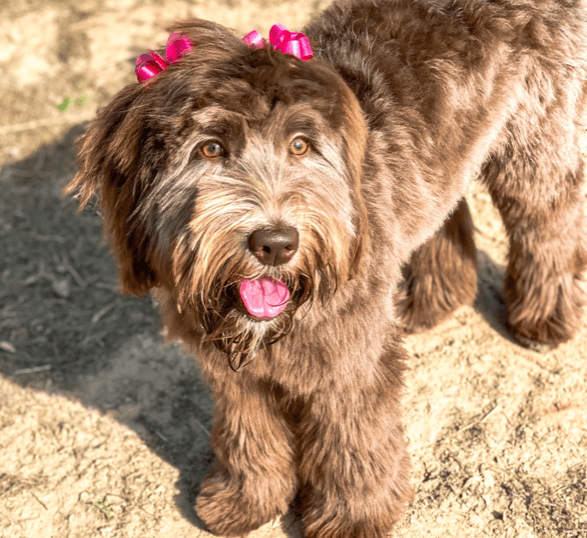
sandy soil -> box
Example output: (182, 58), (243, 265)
(1, 1), (586, 537)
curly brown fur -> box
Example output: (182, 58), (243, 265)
(66, 0), (587, 536)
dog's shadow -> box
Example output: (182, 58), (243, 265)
(472, 249), (510, 337)
(470, 249), (535, 350)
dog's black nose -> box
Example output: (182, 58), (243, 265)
(248, 227), (299, 266)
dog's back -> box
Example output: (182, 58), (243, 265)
(305, 0), (587, 256)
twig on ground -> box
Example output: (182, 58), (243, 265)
(30, 492), (48, 511)
(192, 417), (211, 438)
(458, 404), (501, 433)
(13, 365), (52, 375)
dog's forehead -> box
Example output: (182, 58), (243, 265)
(184, 103), (332, 154)
(178, 47), (348, 128)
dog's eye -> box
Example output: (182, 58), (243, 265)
(289, 138), (310, 157)
(201, 141), (226, 159)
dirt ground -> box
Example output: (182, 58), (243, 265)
(1, 1), (586, 537)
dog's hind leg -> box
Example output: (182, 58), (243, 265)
(481, 124), (587, 351)
(395, 198), (478, 333)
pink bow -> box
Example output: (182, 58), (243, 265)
(243, 24), (313, 61)
(136, 32), (195, 83)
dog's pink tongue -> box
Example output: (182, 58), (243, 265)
(239, 278), (290, 319)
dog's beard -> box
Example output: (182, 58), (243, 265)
(168, 210), (347, 371)
(196, 272), (316, 371)
(168, 199), (349, 372)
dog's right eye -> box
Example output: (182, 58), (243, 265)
(200, 141), (227, 159)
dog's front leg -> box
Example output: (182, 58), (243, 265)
(195, 375), (298, 536)
(294, 345), (413, 538)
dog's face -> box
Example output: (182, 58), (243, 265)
(67, 20), (370, 369)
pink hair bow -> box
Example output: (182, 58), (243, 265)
(136, 32), (195, 83)
(243, 23), (313, 61)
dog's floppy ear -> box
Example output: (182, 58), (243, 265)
(65, 83), (161, 296)
(341, 84), (371, 280)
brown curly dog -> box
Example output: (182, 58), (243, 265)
(66, 0), (587, 536)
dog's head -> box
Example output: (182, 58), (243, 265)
(67, 19), (370, 369)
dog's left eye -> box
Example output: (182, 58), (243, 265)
(200, 141), (227, 159)
(289, 138), (310, 156)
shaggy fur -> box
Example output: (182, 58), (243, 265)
(66, 0), (587, 536)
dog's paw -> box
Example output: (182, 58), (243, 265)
(506, 320), (564, 353)
(196, 485), (270, 537)
(295, 483), (411, 538)
(503, 263), (586, 353)
(394, 278), (476, 334)
(395, 297), (451, 334)
(195, 463), (289, 537)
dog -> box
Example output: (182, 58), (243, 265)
(66, 0), (587, 536)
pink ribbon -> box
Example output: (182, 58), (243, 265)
(136, 32), (195, 83)
(243, 23), (313, 61)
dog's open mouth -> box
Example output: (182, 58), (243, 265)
(238, 278), (290, 321)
